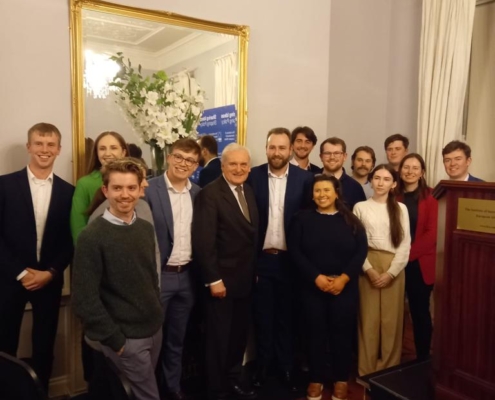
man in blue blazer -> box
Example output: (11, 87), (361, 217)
(0, 123), (74, 392)
(145, 138), (201, 400)
(198, 135), (222, 188)
(248, 128), (313, 390)
(442, 140), (484, 182)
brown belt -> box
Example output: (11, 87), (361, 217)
(164, 263), (191, 273)
(263, 248), (285, 255)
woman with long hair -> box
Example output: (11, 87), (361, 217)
(397, 153), (437, 359)
(289, 175), (367, 400)
(353, 164), (411, 376)
(70, 131), (128, 242)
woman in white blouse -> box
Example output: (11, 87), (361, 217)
(353, 164), (411, 376)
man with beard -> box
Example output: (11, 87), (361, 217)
(320, 137), (366, 210)
(198, 135), (221, 188)
(289, 126), (322, 173)
(248, 128), (313, 391)
(351, 146), (376, 199)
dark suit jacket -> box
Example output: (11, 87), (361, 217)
(339, 169), (367, 210)
(192, 176), (258, 298)
(145, 174), (201, 268)
(0, 168), (74, 283)
(199, 157), (222, 188)
(309, 163), (322, 174)
(247, 163), (313, 252)
(467, 174), (484, 182)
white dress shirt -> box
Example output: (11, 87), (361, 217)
(102, 208), (137, 225)
(263, 166), (288, 250)
(17, 167), (54, 281)
(164, 173), (193, 266)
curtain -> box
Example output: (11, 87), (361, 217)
(214, 52), (237, 107)
(417, 0), (475, 185)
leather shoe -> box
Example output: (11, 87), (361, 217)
(252, 366), (267, 387)
(230, 383), (257, 399)
(166, 390), (187, 400)
(280, 370), (299, 392)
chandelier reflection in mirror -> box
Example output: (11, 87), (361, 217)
(83, 50), (120, 99)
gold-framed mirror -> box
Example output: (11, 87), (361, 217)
(69, 0), (249, 181)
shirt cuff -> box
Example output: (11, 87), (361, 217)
(16, 270), (28, 281)
(205, 279), (222, 287)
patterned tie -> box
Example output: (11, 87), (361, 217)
(235, 185), (251, 223)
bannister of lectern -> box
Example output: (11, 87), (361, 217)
(432, 180), (495, 400)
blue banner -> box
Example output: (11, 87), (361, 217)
(191, 105), (237, 184)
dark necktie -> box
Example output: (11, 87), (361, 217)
(235, 185), (251, 223)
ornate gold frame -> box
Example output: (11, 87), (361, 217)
(69, 0), (249, 181)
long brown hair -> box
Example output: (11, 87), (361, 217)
(86, 131), (129, 174)
(370, 164), (404, 248)
(397, 153), (430, 200)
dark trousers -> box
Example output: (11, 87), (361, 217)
(253, 253), (293, 371)
(204, 291), (251, 397)
(303, 284), (357, 383)
(405, 261), (433, 358)
(0, 279), (63, 392)
(160, 269), (195, 392)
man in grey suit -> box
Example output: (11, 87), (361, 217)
(145, 138), (201, 400)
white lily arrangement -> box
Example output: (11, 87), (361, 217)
(109, 53), (205, 150)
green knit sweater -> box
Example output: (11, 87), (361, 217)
(72, 217), (163, 351)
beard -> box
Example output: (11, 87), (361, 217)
(354, 166), (371, 178)
(268, 155), (290, 170)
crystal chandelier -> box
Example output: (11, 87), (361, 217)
(83, 50), (120, 99)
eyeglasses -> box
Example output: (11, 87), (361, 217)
(321, 151), (344, 158)
(171, 153), (198, 167)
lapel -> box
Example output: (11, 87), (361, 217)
(259, 164), (270, 219)
(284, 165), (297, 226)
(219, 177), (252, 227)
(156, 175), (174, 238)
(18, 168), (36, 223)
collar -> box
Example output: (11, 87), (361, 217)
(204, 156), (219, 167)
(164, 171), (192, 193)
(27, 165), (53, 184)
(290, 157), (311, 170)
(103, 208), (137, 225)
(316, 209), (339, 215)
(223, 174), (245, 191)
(267, 164), (289, 178)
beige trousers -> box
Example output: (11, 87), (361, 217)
(358, 249), (405, 376)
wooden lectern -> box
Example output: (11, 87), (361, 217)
(432, 181), (495, 400)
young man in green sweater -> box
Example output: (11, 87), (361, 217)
(72, 158), (163, 400)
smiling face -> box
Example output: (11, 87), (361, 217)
(443, 149), (471, 180)
(222, 149), (251, 186)
(27, 131), (61, 173)
(102, 171), (140, 220)
(313, 180), (338, 213)
(266, 133), (291, 172)
(400, 157), (424, 188)
(166, 149), (199, 183)
(97, 134), (126, 167)
(371, 168), (397, 197)
(292, 133), (315, 160)
(320, 142), (347, 174)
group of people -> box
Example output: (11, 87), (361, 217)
(0, 122), (485, 400)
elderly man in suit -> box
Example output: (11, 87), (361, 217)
(145, 138), (201, 400)
(248, 128), (313, 391)
(0, 123), (74, 392)
(198, 135), (221, 187)
(442, 140), (484, 182)
(193, 143), (259, 400)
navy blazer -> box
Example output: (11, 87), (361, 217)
(199, 157), (222, 188)
(0, 168), (74, 283)
(145, 174), (201, 268)
(467, 174), (484, 182)
(247, 163), (313, 250)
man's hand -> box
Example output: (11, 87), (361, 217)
(210, 281), (227, 298)
(315, 274), (332, 292)
(366, 268), (381, 287)
(328, 274), (349, 295)
(22, 268), (53, 291)
(374, 272), (393, 288)
(117, 346), (125, 356)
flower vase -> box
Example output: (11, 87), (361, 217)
(150, 143), (171, 176)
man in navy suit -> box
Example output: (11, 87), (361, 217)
(145, 138), (201, 400)
(0, 123), (74, 392)
(248, 128), (313, 390)
(289, 126), (322, 174)
(198, 135), (221, 188)
(442, 140), (484, 182)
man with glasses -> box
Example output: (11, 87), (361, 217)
(320, 137), (366, 210)
(442, 140), (484, 182)
(145, 138), (201, 400)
